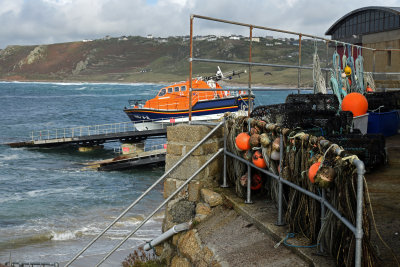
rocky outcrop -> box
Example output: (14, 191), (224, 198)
(18, 45), (47, 68)
(72, 59), (89, 75)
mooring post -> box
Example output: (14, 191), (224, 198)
(277, 133), (284, 225)
(221, 117), (229, 188)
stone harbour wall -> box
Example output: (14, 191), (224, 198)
(158, 124), (225, 267)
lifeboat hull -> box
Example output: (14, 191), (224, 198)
(124, 96), (251, 122)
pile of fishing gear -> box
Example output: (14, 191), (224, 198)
(365, 91), (400, 112)
(224, 111), (380, 266)
(251, 94), (386, 169)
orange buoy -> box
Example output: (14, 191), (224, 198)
(341, 92), (368, 117)
(366, 86), (373, 93)
(235, 132), (251, 151)
(308, 162), (321, 183)
(251, 173), (262, 190)
(252, 151), (267, 169)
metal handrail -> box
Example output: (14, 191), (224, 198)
(188, 14), (400, 119)
(95, 148), (223, 267)
(30, 116), (187, 142)
(221, 120), (365, 267)
(65, 120), (224, 266)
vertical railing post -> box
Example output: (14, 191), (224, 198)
(372, 50), (376, 73)
(325, 41), (329, 88)
(248, 26), (253, 116)
(245, 118), (252, 204)
(276, 133), (284, 225)
(354, 160), (365, 267)
(221, 117), (228, 188)
(319, 188), (326, 253)
(189, 15), (194, 122)
(298, 34), (302, 94)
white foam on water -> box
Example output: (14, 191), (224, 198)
(49, 225), (102, 241)
(50, 231), (77, 241)
(0, 194), (23, 204)
(0, 186), (87, 204)
(0, 154), (21, 161)
(26, 186), (87, 198)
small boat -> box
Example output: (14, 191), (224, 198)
(124, 68), (253, 130)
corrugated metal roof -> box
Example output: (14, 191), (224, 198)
(325, 6), (400, 35)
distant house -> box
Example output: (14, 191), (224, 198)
(194, 36), (207, 41)
(229, 35), (241, 40)
(157, 38), (168, 43)
(265, 43), (273, 46)
(147, 34), (154, 39)
(265, 35), (274, 40)
(245, 37), (261, 42)
(118, 36), (128, 41)
(207, 35), (217, 41)
(82, 39), (93, 42)
(104, 35), (111, 40)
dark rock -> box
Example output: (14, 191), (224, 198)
(170, 200), (195, 223)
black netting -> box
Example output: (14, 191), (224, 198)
(366, 91), (400, 112)
(285, 93), (340, 111)
(326, 133), (386, 170)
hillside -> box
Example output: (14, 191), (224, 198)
(0, 36), (321, 85)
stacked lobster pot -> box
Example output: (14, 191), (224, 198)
(251, 93), (386, 170)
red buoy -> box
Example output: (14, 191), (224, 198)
(251, 173), (262, 190)
(341, 92), (368, 117)
(235, 132), (251, 151)
(252, 151), (267, 169)
(308, 162), (321, 183)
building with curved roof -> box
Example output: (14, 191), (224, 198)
(325, 6), (400, 85)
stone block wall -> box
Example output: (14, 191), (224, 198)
(158, 124), (225, 266)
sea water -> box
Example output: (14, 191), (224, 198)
(0, 81), (297, 264)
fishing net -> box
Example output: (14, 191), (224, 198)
(224, 115), (380, 266)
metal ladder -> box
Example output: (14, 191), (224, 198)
(65, 120), (224, 267)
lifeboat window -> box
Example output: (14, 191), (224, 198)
(168, 87), (173, 93)
(181, 85), (186, 91)
(158, 88), (166, 97)
(174, 86), (180, 92)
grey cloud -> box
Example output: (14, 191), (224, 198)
(1, 0), (400, 48)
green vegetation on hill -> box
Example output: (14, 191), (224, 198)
(0, 36), (324, 86)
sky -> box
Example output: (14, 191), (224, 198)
(1, 0), (400, 48)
